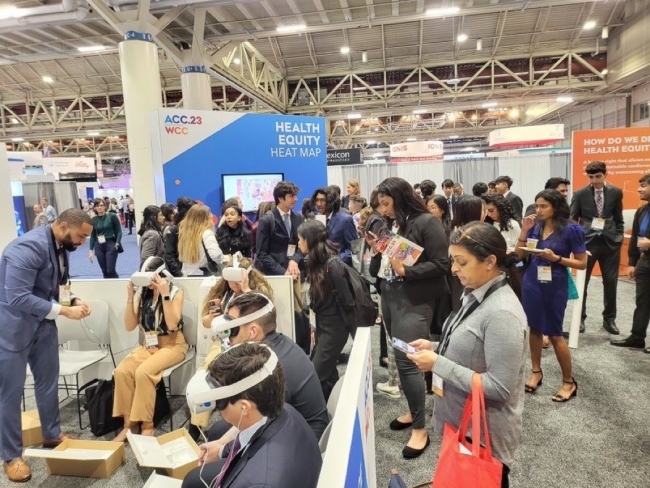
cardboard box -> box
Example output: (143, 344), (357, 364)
(127, 429), (200, 480)
(24, 439), (125, 478)
(143, 471), (184, 487)
(21, 410), (43, 447)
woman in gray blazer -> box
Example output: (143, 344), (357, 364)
(408, 222), (527, 488)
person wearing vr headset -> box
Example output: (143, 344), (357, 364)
(192, 292), (327, 453)
(182, 342), (322, 488)
(112, 257), (189, 442)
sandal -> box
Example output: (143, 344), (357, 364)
(551, 378), (578, 402)
(375, 314), (383, 325)
(524, 369), (543, 393)
(542, 336), (550, 348)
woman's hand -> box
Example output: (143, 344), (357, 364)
(539, 248), (559, 263)
(127, 280), (136, 298)
(88, 250), (94, 263)
(407, 350), (438, 372)
(365, 231), (379, 253)
(202, 311), (221, 328)
(152, 274), (171, 297)
(390, 258), (406, 277)
(638, 237), (650, 251)
(410, 339), (433, 351)
(521, 214), (536, 232)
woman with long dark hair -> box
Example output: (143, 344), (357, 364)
(514, 190), (587, 402)
(425, 194), (451, 238)
(451, 195), (485, 229)
(216, 201), (251, 259)
(298, 219), (355, 401)
(481, 194), (521, 248)
(408, 222), (527, 488)
(367, 177), (449, 459)
(138, 205), (165, 266)
(88, 198), (122, 278)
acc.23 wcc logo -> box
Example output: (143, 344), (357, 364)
(164, 114), (202, 135)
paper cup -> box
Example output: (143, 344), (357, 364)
(526, 238), (538, 250)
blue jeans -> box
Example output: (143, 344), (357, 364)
(95, 239), (119, 278)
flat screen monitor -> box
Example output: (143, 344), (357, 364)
(222, 173), (284, 213)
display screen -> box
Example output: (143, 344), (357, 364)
(222, 173), (284, 213)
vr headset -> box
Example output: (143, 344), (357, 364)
(186, 343), (278, 413)
(211, 293), (275, 340)
(131, 256), (174, 287)
(221, 252), (248, 282)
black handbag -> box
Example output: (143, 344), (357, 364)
(201, 240), (221, 276)
(83, 378), (122, 437)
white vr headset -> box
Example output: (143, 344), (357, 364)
(131, 256), (174, 287)
(211, 293), (275, 340)
(186, 343), (278, 414)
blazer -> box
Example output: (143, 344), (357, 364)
(163, 225), (183, 277)
(628, 203), (650, 267)
(570, 184), (624, 250)
(395, 212), (450, 304)
(219, 404), (322, 488)
(0, 225), (69, 352)
(255, 208), (304, 276)
(505, 192), (524, 222)
(326, 210), (357, 266)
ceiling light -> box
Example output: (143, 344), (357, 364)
(557, 96), (573, 103)
(457, 33), (468, 43)
(233, 57), (241, 65)
(407, 137), (417, 141)
(0, 6), (19, 20)
(601, 68), (608, 75)
(509, 108), (520, 118)
(11, 117), (18, 124)
(476, 39), (483, 51)
(412, 108), (427, 114)
(340, 46), (350, 54)
(426, 7), (460, 17)
(11, 137), (23, 142)
(583, 20), (596, 30)
(449, 135), (459, 139)
(463, 147), (475, 151)
(87, 131), (100, 136)
(471, 114), (477, 120)
(602, 26), (609, 39)
(77, 45), (105, 53)
(362, 51), (367, 63)
(42, 76), (53, 83)
(366, 140), (376, 145)
(347, 113), (362, 119)
(447, 77), (461, 85)
(482, 101), (497, 108)
(276, 24), (306, 33)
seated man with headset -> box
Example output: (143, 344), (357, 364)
(186, 293), (328, 448)
(183, 342), (322, 488)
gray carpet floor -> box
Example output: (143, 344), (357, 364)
(7, 240), (650, 487)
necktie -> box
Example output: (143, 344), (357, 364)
(283, 213), (291, 235)
(448, 198), (453, 219)
(595, 189), (604, 217)
(215, 437), (241, 488)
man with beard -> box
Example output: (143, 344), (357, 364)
(0, 209), (93, 483)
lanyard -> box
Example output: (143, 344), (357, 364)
(437, 279), (508, 356)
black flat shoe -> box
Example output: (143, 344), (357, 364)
(579, 321), (585, 333)
(402, 435), (430, 459)
(379, 357), (388, 368)
(390, 418), (413, 431)
(610, 336), (645, 349)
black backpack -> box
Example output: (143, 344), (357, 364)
(328, 258), (378, 328)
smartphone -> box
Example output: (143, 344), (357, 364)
(392, 337), (416, 354)
(209, 300), (221, 314)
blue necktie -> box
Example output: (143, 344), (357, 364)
(283, 213), (291, 235)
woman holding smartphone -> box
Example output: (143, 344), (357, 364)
(367, 177), (449, 459)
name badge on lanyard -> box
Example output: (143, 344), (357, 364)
(431, 373), (444, 397)
(287, 245), (296, 257)
(98, 235), (106, 244)
(538, 266), (552, 283)
(145, 331), (159, 351)
(592, 218), (605, 231)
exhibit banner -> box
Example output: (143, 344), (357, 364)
(489, 124), (564, 148)
(390, 140), (443, 162)
(572, 128), (650, 209)
(317, 327), (376, 488)
(7, 151), (43, 181)
(150, 109), (327, 213)
(327, 148), (363, 166)
(42, 157), (96, 174)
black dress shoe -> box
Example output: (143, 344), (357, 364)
(603, 320), (620, 335)
(579, 321), (585, 333)
(402, 435), (430, 459)
(610, 336), (645, 349)
(390, 418), (413, 431)
(644, 347), (650, 354)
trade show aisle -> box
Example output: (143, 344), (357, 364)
(68, 231), (141, 279)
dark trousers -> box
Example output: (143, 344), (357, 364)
(581, 236), (621, 321)
(127, 212), (135, 234)
(631, 258), (650, 341)
(94, 239), (119, 278)
(311, 314), (355, 401)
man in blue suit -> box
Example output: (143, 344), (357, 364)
(312, 186), (357, 266)
(0, 209), (93, 483)
(182, 342), (322, 488)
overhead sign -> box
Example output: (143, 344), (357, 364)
(42, 157), (96, 174)
(327, 148), (363, 166)
(389, 140), (443, 162)
(489, 124), (564, 148)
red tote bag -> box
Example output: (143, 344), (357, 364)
(432, 374), (503, 488)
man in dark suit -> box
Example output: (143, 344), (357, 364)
(611, 173), (650, 352)
(312, 186), (357, 266)
(525, 177), (571, 217)
(206, 293), (329, 445)
(254, 181), (303, 278)
(441, 179), (457, 220)
(182, 343), (322, 488)
(495, 175), (524, 222)
(0, 209), (92, 483)
(570, 161), (624, 335)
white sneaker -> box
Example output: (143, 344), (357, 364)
(376, 381), (400, 398)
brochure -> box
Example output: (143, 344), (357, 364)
(383, 235), (424, 266)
